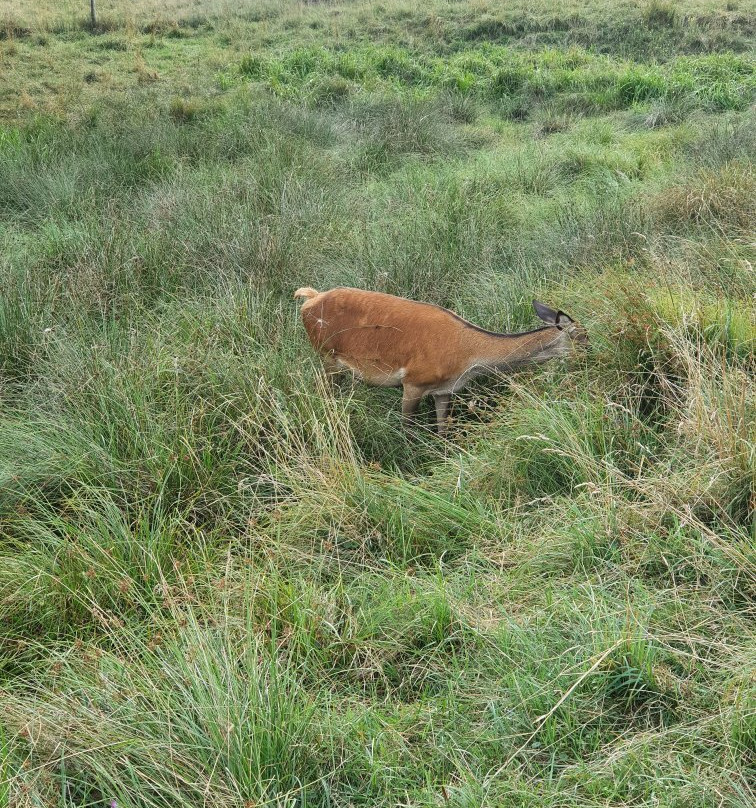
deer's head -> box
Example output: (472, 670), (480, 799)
(533, 300), (590, 351)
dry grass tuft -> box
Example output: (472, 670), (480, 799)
(652, 162), (755, 231)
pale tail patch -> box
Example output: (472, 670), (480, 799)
(294, 287), (320, 301)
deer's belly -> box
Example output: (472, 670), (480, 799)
(334, 356), (406, 388)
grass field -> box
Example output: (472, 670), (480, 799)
(0, 1), (754, 806)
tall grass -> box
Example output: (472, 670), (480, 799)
(238, 44), (755, 116)
(0, 1), (754, 806)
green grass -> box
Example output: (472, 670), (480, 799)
(0, 1), (754, 806)
(236, 44), (754, 115)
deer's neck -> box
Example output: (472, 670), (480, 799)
(465, 326), (567, 372)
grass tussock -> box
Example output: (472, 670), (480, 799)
(652, 161), (755, 231)
(238, 44), (755, 118)
(0, 2), (754, 806)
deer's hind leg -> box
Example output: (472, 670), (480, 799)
(320, 354), (349, 392)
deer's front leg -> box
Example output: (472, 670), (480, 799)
(433, 393), (451, 436)
(401, 384), (425, 430)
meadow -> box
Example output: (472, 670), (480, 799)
(0, 1), (754, 805)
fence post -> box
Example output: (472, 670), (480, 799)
(90, 0), (97, 28)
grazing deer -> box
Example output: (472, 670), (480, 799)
(294, 287), (588, 435)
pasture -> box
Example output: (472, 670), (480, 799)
(0, 1), (754, 806)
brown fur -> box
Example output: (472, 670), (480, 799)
(295, 287), (587, 434)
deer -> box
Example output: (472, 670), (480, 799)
(294, 286), (589, 435)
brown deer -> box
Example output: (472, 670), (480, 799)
(294, 287), (588, 435)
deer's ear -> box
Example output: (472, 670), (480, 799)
(533, 300), (559, 324)
(555, 311), (574, 326)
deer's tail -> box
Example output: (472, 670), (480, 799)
(293, 287), (320, 301)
